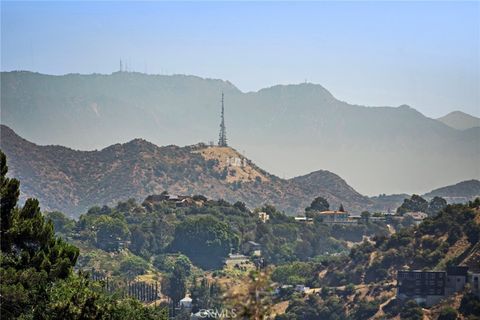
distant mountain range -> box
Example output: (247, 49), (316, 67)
(437, 111), (480, 130)
(1, 71), (479, 195)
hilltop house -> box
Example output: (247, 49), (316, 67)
(224, 253), (250, 266)
(294, 216), (313, 223)
(317, 210), (357, 225)
(244, 241), (262, 256)
(404, 211), (428, 225)
(142, 193), (204, 210)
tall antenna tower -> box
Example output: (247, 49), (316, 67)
(218, 92), (228, 147)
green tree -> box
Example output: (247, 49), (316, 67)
(0, 151), (79, 318)
(0, 151), (19, 252)
(95, 215), (130, 252)
(45, 211), (75, 235)
(190, 278), (222, 312)
(352, 300), (379, 320)
(400, 300), (423, 320)
(0, 151), (166, 319)
(306, 197), (330, 212)
(119, 255), (149, 279)
(397, 195), (428, 215)
(464, 223), (480, 245)
(426, 196), (447, 216)
(170, 215), (238, 269)
(459, 292), (480, 318)
(438, 307), (458, 320)
(162, 263), (187, 315)
(45, 273), (167, 320)
(361, 211), (371, 223)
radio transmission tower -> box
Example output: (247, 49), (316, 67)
(218, 92), (228, 147)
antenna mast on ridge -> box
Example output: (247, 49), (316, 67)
(218, 92), (228, 147)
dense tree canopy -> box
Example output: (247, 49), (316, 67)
(0, 151), (79, 318)
(305, 196), (330, 212)
(170, 215), (239, 269)
(0, 151), (166, 319)
(397, 194), (428, 215)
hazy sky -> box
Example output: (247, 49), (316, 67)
(2, 1), (479, 118)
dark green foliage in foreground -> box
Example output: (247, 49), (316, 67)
(459, 293), (480, 319)
(0, 151), (166, 320)
(437, 307), (458, 320)
(45, 274), (165, 320)
(0, 151), (79, 319)
(44, 211), (75, 236)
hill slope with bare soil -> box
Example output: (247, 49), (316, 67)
(0, 125), (373, 217)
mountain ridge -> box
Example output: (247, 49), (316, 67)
(1, 71), (479, 195)
(437, 110), (480, 130)
(0, 124), (373, 217)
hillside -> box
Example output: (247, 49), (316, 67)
(274, 202), (480, 319)
(0, 124), (372, 217)
(424, 179), (480, 203)
(1, 71), (479, 195)
(437, 110), (480, 130)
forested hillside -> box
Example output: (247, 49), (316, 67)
(0, 151), (168, 319)
(2, 149), (479, 319)
(272, 200), (480, 319)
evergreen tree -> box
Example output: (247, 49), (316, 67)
(0, 150), (79, 318)
(162, 261), (187, 315)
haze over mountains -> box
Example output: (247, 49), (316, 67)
(1, 71), (479, 195)
(437, 111), (480, 131)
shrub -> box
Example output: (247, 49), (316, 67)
(438, 307), (458, 320)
